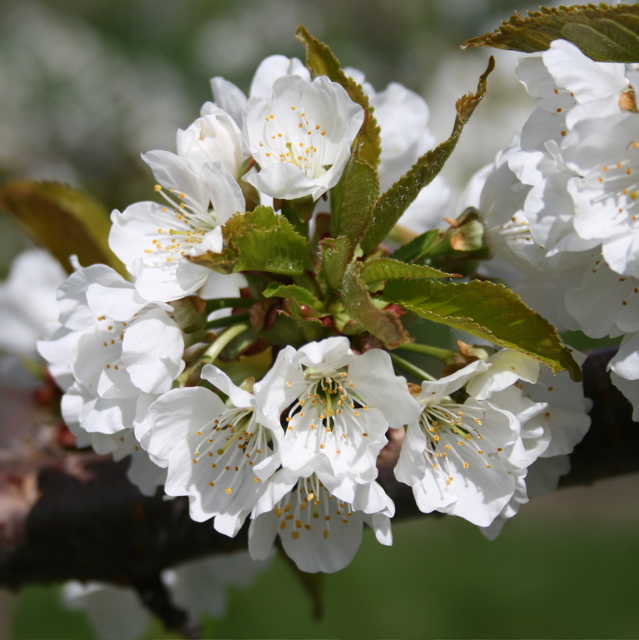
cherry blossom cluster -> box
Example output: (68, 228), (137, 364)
(469, 39), (639, 418)
(23, 52), (593, 576)
(2, 249), (587, 576)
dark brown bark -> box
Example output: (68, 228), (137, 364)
(560, 348), (639, 488)
(1, 347), (637, 634)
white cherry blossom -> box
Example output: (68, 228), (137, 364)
(398, 347), (589, 534)
(176, 103), (247, 179)
(395, 359), (533, 527)
(469, 137), (598, 332)
(36, 264), (183, 495)
(60, 380), (165, 496)
(255, 336), (420, 498)
(395, 347), (590, 530)
(210, 54), (311, 128)
(516, 49), (576, 151)
(609, 332), (639, 420)
(538, 40), (629, 129)
(38, 264), (184, 398)
(243, 74), (364, 201)
(465, 349), (540, 400)
(470, 141), (592, 287)
(518, 39), (629, 135)
(144, 364), (282, 537)
(521, 356), (591, 460)
(562, 253), (639, 338)
(478, 469), (529, 540)
(564, 112), (639, 278)
(110, 151), (245, 302)
(248, 466), (393, 573)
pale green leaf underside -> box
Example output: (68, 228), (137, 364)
(0, 180), (125, 276)
(340, 265), (408, 349)
(383, 278), (581, 380)
(360, 258), (456, 285)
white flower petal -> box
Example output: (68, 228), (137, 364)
(122, 308), (184, 394)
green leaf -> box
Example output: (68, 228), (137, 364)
(296, 25), (382, 170)
(340, 264), (409, 349)
(320, 235), (352, 291)
(360, 57), (495, 256)
(383, 278), (581, 380)
(360, 258), (457, 286)
(280, 196), (315, 237)
(462, 4), (639, 62)
(188, 206), (311, 275)
(263, 283), (326, 314)
(390, 229), (440, 263)
(0, 180), (125, 276)
(295, 26), (383, 252)
(330, 156), (379, 251)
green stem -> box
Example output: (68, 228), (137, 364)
(395, 342), (455, 363)
(204, 312), (251, 330)
(202, 323), (251, 365)
(177, 323), (250, 387)
(390, 352), (436, 382)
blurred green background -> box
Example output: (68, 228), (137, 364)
(0, 0), (535, 275)
(8, 475), (639, 639)
(2, 0), (638, 638)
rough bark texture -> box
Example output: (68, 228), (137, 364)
(1, 347), (637, 634)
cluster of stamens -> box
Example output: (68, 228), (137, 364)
(420, 400), (494, 486)
(143, 185), (214, 263)
(588, 143), (639, 223)
(273, 474), (354, 541)
(589, 255), (639, 308)
(284, 368), (370, 453)
(192, 407), (268, 496)
(96, 315), (128, 380)
(258, 106), (328, 177)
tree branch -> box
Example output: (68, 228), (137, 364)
(1, 347), (637, 630)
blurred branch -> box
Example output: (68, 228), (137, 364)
(560, 348), (639, 488)
(1, 347), (638, 631)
